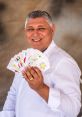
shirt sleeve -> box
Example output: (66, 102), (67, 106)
(48, 58), (81, 117)
(0, 73), (21, 117)
(0, 111), (15, 117)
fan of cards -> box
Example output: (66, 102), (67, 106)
(7, 48), (50, 73)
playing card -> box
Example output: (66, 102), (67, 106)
(27, 49), (50, 72)
(7, 58), (20, 72)
(21, 48), (35, 65)
(7, 48), (50, 73)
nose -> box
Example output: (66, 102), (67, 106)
(33, 29), (39, 37)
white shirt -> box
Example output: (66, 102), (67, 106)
(0, 40), (81, 117)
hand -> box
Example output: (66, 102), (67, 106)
(22, 66), (44, 91)
(22, 66), (49, 102)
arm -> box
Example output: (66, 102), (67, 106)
(0, 73), (20, 117)
(48, 58), (81, 117)
(22, 58), (81, 117)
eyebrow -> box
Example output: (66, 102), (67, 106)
(27, 25), (47, 28)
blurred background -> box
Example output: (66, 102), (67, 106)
(0, 0), (82, 116)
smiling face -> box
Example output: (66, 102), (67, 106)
(25, 17), (55, 52)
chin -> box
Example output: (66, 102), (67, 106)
(31, 45), (46, 52)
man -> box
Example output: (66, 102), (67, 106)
(0, 10), (81, 117)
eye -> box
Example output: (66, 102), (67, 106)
(26, 28), (34, 32)
(38, 27), (46, 31)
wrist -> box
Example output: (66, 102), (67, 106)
(36, 84), (49, 102)
(36, 83), (47, 92)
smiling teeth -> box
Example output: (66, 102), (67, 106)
(33, 39), (41, 42)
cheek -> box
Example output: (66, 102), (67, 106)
(25, 34), (31, 43)
(26, 35), (33, 43)
(26, 33), (31, 38)
(44, 32), (51, 39)
(40, 32), (48, 38)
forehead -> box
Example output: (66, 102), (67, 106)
(26, 17), (50, 27)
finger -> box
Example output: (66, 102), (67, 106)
(22, 67), (34, 81)
(30, 67), (39, 79)
(26, 70), (33, 80)
(22, 70), (29, 80)
(22, 69), (27, 77)
(33, 67), (43, 78)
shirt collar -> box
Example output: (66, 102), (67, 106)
(43, 40), (56, 58)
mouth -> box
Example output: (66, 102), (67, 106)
(32, 38), (42, 42)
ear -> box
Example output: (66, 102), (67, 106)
(24, 28), (27, 34)
(24, 28), (28, 39)
(24, 28), (26, 33)
(51, 24), (55, 32)
(50, 24), (55, 36)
